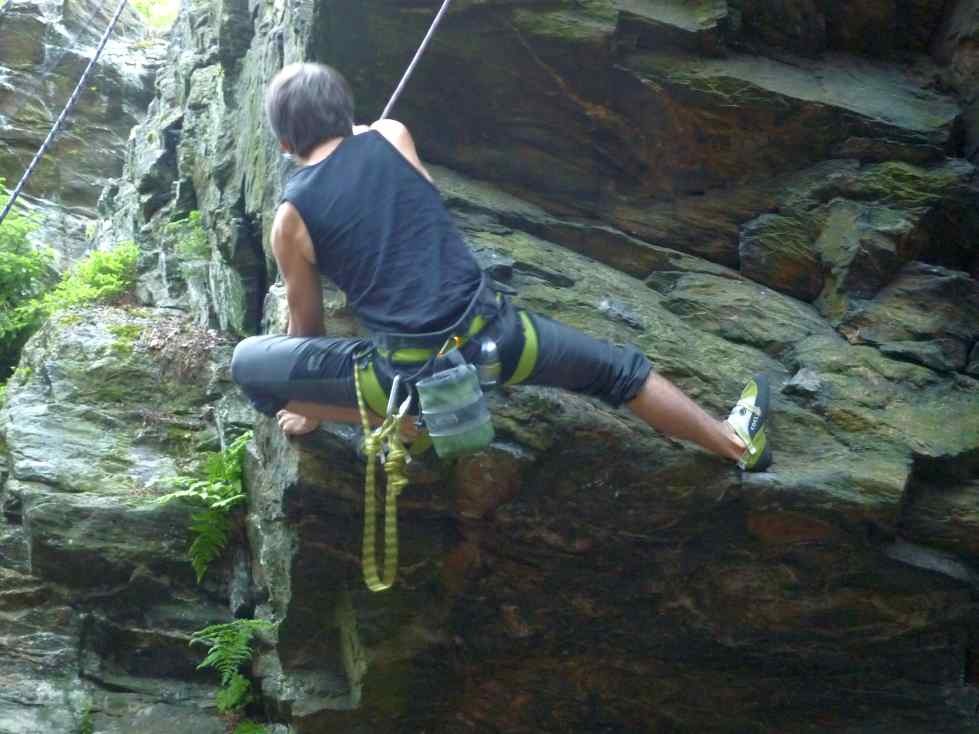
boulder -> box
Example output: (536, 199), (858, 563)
(0, 306), (252, 732)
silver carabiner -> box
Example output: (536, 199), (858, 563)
(385, 374), (413, 420)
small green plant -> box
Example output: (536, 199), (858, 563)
(40, 241), (140, 313)
(167, 210), (210, 260)
(155, 431), (253, 582)
(233, 721), (267, 734)
(130, 0), (179, 30)
(108, 322), (143, 356)
(0, 178), (54, 377)
(190, 618), (276, 714)
(78, 702), (94, 734)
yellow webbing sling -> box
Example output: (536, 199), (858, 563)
(352, 307), (539, 592)
(353, 367), (411, 592)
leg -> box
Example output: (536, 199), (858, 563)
(513, 312), (745, 463)
(626, 372), (744, 461)
(231, 335), (368, 429)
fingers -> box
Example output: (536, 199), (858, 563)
(276, 410), (321, 436)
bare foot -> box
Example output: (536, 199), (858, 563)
(276, 410), (322, 436)
(723, 420), (748, 461)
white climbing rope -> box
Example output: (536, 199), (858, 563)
(1, 0), (453, 225)
(0, 0), (130, 227)
(381, 0), (454, 120)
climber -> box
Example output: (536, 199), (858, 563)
(230, 62), (772, 472)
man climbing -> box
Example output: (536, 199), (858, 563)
(231, 62), (772, 472)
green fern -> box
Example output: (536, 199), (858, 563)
(156, 431), (252, 582)
(188, 508), (231, 583)
(216, 673), (252, 713)
(191, 618), (276, 713)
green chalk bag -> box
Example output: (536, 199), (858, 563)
(416, 358), (494, 459)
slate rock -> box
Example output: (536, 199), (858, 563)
(739, 213), (825, 301)
(839, 262), (979, 372)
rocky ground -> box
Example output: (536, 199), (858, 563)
(1, 0), (978, 732)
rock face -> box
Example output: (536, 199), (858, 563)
(0, 0), (164, 263)
(934, 0), (979, 162)
(0, 307), (254, 733)
(2, 0), (979, 733)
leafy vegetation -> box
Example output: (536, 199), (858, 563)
(155, 431), (253, 582)
(109, 322), (143, 356)
(167, 210), (210, 260)
(233, 721), (268, 734)
(78, 702), (94, 734)
(40, 241), (140, 314)
(190, 618), (276, 714)
(161, 431), (269, 729)
(0, 179), (53, 378)
(130, 0), (180, 31)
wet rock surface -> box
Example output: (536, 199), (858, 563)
(2, 0), (978, 732)
(0, 307), (253, 733)
(0, 0), (164, 262)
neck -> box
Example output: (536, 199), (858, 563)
(294, 136), (345, 167)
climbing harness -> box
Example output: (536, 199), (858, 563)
(0, 0), (130, 227)
(352, 277), (543, 591)
(381, 0), (454, 120)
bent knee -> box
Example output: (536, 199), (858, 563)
(231, 335), (287, 389)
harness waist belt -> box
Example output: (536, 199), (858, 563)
(370, 274), (496, 356)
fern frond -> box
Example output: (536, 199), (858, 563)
(216, 673), (252, 713)
(153, 486), (208, 506)
(209, 493), (245, 511)
(164, 430), (254, 582)
(191, 618), (277, 713)
(189, 509), (230, 583)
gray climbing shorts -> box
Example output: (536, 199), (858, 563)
(231, 295), (652, 417)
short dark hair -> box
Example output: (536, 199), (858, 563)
(264, 63), (354, 158)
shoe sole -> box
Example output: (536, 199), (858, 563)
(744, 374), (771, 471)
(746, 430), (772, 472)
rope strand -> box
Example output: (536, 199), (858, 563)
(380, 0), (453, 120)
(0, 0), (130, 227)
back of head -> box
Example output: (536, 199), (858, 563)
(265, 62), (355, 158)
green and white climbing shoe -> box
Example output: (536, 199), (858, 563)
(726, 374), (772, 472)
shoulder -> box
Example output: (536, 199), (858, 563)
(272, 202), (315, 264)
(272, 201), (304, 240)
(370, 119), (415, 151)
(368, 119), (433, 182)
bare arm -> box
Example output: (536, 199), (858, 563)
(370, 119), (434, 183)
(271, 203), (324, 337)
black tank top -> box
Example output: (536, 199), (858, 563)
(281, 131), (483, 334)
